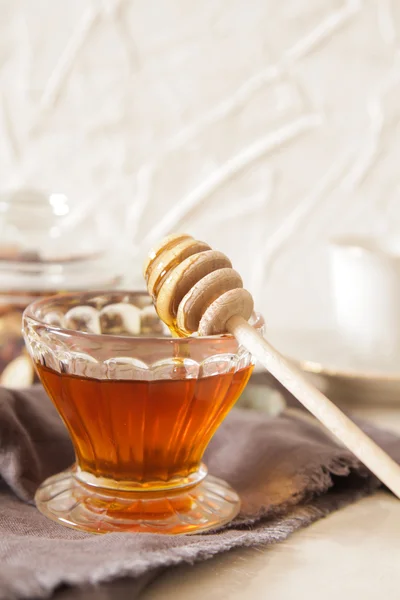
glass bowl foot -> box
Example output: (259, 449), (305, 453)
(35, 469), (241, 535)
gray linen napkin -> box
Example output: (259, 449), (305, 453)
(0, 385), (399, 600)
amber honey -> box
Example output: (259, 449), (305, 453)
(37, 362), (253, 486)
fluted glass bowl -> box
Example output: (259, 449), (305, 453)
(23, 291), (264, 535)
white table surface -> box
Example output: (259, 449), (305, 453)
(141, 406), (400, 600)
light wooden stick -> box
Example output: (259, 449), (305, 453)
(228, 314), (400, 499)
(144, 233), (400, 499)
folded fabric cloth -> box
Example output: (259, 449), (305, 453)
(0, 385), (399, 600)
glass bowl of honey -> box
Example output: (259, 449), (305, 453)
(23, 291), (264, 535)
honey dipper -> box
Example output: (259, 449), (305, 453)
(144, 233), (400, 499)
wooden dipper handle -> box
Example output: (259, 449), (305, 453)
(145, 234), (400, 498)
(227, 315), (400, 499)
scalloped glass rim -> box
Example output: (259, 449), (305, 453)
(23, 289), (265, 344)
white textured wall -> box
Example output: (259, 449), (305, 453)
(1, 0), (400, 329)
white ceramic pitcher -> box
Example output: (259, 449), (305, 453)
(329, 235), (400, 356)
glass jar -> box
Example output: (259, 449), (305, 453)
(23, 290), (263, 534)
(0, 188), (122, 387)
